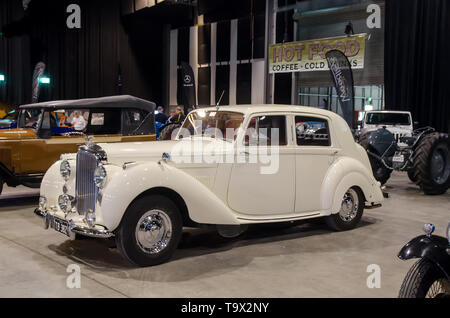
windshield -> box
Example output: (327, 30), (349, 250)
(365, 112), (411, 125)
(180, 110), (244, 141)
(17, 109), (42, 129)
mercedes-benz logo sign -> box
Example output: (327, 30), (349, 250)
(184, 75), (191, 84)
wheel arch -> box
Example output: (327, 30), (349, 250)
(128, 186), (195, 227)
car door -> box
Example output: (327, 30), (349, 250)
(227, 114), (296, 216)
(294, 114), (339, 213)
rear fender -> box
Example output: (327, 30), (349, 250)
(321, 157), (382, 213)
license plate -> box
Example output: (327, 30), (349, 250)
(51, 217), (70, 237)
(393, 154), (404, 163)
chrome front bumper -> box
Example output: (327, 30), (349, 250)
(34, 208), (114, 239)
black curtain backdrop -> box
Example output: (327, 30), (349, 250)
(0, 0), (163, 106)
(385, 0), (450, 133)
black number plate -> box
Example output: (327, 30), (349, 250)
(52, 217), (70, 237)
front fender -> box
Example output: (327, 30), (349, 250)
(398, 235), (450, 280)
(321, 156), (383, 213)
(100, 162), (240, 231)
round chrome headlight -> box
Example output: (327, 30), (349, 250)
(94, 164), (107, 189)
(58, 194), (73, 214)
(60, 160), (71, 181)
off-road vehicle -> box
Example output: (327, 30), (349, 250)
(360, 123), (450, 195)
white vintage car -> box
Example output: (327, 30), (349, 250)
(35, 105), (383, 266)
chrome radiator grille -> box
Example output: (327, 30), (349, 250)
(76, 149), (98, 215)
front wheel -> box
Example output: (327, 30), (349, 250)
(325, 187), (364, 231)
(115, 195), (183, 267)
(399, 258), (450, 298)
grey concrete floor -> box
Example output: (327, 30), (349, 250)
(0, 172), (448, 298)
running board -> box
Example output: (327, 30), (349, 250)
(365, 203), (382, 209)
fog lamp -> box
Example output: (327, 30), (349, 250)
(39, 196), (47, 210)
(58, 194), (73, 214)
(85, 209), (96, 228)
(94, 164), (107, 188)
(60, 160), (71, 181)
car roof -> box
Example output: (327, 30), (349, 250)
(19, 95), (156, 113)
(197, 104), (340, 118)
(365, 110), (411, 114)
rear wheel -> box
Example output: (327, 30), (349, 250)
(115, 195), (183, 266)
(399, 258), (450, 298)
(412, 132), (450, 195)
(326, 187), (364, 231)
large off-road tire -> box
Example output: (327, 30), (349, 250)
(325, 187), (364, 231)
(412, 132), (450, 195)
(115, 195), (183, 267)
(159, 123), (181, 140)
(359, 133), (392, 185)
(399, 258), (450, 298)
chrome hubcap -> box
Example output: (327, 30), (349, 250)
(135, 210), (172, 254)
(339, 188), (359, 222)
(426, 278), (450, 298)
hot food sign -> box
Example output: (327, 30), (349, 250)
(268, 34), (366, 73)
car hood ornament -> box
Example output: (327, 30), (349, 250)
(85, 135), (95, 148)
(83, 135), (107, 161)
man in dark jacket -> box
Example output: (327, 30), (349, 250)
(155, 106), (168, 124)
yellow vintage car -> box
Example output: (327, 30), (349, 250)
(0, 95), (156, 194)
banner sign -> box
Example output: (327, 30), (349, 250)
(325, 50), (355, 130)
(268, 34), (366, 74)
(178, 61), (196, 113)
(31, 62), (46, 103)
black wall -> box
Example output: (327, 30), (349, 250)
(385, 0), (450, 133)
(0, 0), (164, 106)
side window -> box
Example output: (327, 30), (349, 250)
(295, 116), (331, 146)
(91, 113), (105, 126)
(68, 109), (89, 132)
(245, 115), (287, 146)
